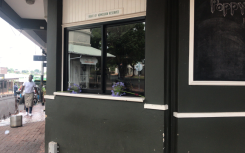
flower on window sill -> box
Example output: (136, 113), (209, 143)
(111, 82), (144, 98)
(68, 84), (82, 94)
(71, 90), (77, 94)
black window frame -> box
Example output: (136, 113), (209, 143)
(63, 17), (146, 94)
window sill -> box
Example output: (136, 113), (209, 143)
(53, 92), (145, 103)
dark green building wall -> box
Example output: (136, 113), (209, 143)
(45, 0), (245, 152)
(45, 0), (166, 152)
(175, 0), (245, 152)
(46, 0), (62, 95)
(45, 97), (164, 153)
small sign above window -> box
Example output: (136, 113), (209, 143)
(86, 9), (123, 20)
(80, 57), (98, 65)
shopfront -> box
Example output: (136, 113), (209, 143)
(45, 0), (167, 152)
(44, 0), (245, 153)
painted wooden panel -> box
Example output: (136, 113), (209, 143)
(136, 0), (141, 12)
(63, 0), (147, 24)
(123, 0), (128, 14)
(119, 0), (123, 9)
(103, 0), (107, 11)
(115, 0), (119, 9)
(140, 0), (146, 12)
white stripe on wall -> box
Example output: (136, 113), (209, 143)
(44, 95), (56, 100)
(174, 112), (245, 118)
(144, 104), (168, 110)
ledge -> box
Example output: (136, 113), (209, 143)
(53, 92), (144, 103)
(44, 95), (55, 99)
(144, 104), (168, 110)
(174, 112), (245, 118)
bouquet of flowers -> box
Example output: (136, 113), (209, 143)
(111, 82), (144, 97)
(68, 84), (82, 94)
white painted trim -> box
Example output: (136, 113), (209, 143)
(62, 12), (146, 28)
(174, 112), (245, 118)
(188, 0), (194, 85)
(61, 26), (64, 91)
(53, 92), (145, 103)
(44, 95), (55, 100)
(189, 81), (245, 86)
(144, 104), (168, 110)
(188, 0), (245, 86)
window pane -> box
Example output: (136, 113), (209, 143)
(106, 22), (145, 95)
(68, 28), (102, 91)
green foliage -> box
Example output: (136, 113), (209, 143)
(106, 23), (145, 77)
(91, 28), (102, 50)
(90, 23), (145, 78)
(22, 70), (29, 74)
(90, 28), (102, 72)
(34, 69), (40, 73)
(7, 68), (14, 73)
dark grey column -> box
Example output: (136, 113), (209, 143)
(46, 0), (62, 95)
(145, 0), (167, 105)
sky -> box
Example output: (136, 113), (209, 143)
(0, 17), (43, 72)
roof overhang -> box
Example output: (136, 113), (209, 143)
(0, 0), (47, 51)
(69, 44), (115, 57)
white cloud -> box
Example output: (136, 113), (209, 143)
(0, 17), (43, 71)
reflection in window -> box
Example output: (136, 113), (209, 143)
(68, 28), (102, 90)
(67, 22), (145, 96)
(106, 23), (145, 95)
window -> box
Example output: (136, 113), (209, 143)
(66, 21), (145, 96)
(68, 28), (102, 91)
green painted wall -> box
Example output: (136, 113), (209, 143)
(46, 0), (62, 95)
(45, 0), (167, 152)
(45, 97), (164, 153)
(175, 0), (245, 152)
(177, 118), (245, 153)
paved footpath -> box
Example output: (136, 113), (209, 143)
(0, 104), (45, 153)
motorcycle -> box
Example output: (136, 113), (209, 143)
(33, 92), (38, 105)
(16, 90), (21, 104)
(16, 90), (38, 105)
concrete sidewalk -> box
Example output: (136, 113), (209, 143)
(0, 104), (45, 153)
(0, 104), (45, 127)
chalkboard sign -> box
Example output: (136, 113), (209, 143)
(191, 0), (245, 82)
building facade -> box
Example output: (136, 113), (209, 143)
(1, 0), (245, 152)
(43, 0), (245, 152)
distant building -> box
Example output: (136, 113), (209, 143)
(0, 67), (7, 74)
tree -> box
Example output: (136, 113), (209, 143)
(90, 28), (102, 72)
(34, 69), (40, 74)
(7, 68), (14, 73)
(106, 23), (145, 78)
(22, 70), (29, 74)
